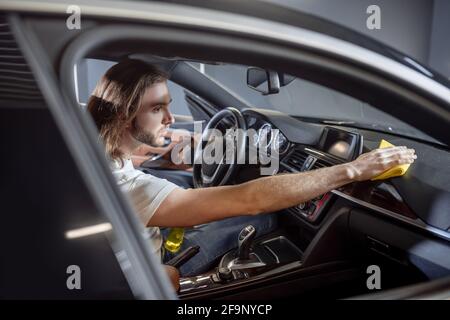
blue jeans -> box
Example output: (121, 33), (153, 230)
(162, 214), (277, 277)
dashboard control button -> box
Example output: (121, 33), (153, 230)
(298, 202), (308, 210)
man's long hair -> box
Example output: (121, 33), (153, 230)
(87, 59), (168, 161)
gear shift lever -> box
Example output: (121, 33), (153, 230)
(219, 225), (266, 270)
(237, 225), (256, 260)
(232, 225), (265, 269)
(218, 225), (266, 271)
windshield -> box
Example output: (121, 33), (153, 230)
(200, 63), (440, 144)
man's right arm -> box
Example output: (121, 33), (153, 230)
(149, 146), (416, 227)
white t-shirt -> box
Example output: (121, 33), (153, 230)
(110, 158), (179, 257)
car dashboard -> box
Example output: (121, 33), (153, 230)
(243, 108), (450, 235)
(237, 109), (450, 281)
(179, 109), (450, 299)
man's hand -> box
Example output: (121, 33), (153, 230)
(164, 265), (180, 292)
(346, 146), (416, 181)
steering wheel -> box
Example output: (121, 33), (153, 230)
(193, 107), (247, 188)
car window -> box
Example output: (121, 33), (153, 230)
(201, 63), (439, 144)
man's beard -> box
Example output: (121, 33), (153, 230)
(130, 119), (163, 147)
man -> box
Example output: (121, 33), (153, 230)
(87, 59), (416, 290)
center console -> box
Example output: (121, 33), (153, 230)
(178, 226), (303, 294)
(280, 126), (363, 224)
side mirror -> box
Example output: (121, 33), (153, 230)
(247, 67), (280, 95)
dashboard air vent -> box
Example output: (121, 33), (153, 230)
(285, 149), (309, 171)
(312, 158), (330, 169)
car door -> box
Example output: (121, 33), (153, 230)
(0, 12), (176, 299)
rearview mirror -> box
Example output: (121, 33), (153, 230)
(247, 67), (280, 95)
(247, 67), (296, 95)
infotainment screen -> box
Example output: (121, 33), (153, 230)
(318, 127), (361, 161)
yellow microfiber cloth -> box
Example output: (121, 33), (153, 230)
(371, 139), (411, 181)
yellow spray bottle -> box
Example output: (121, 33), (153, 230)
(164, 227), (185, 253)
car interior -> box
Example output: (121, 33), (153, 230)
(1, 10), (449, 300)
(75, 54), (450, 299)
